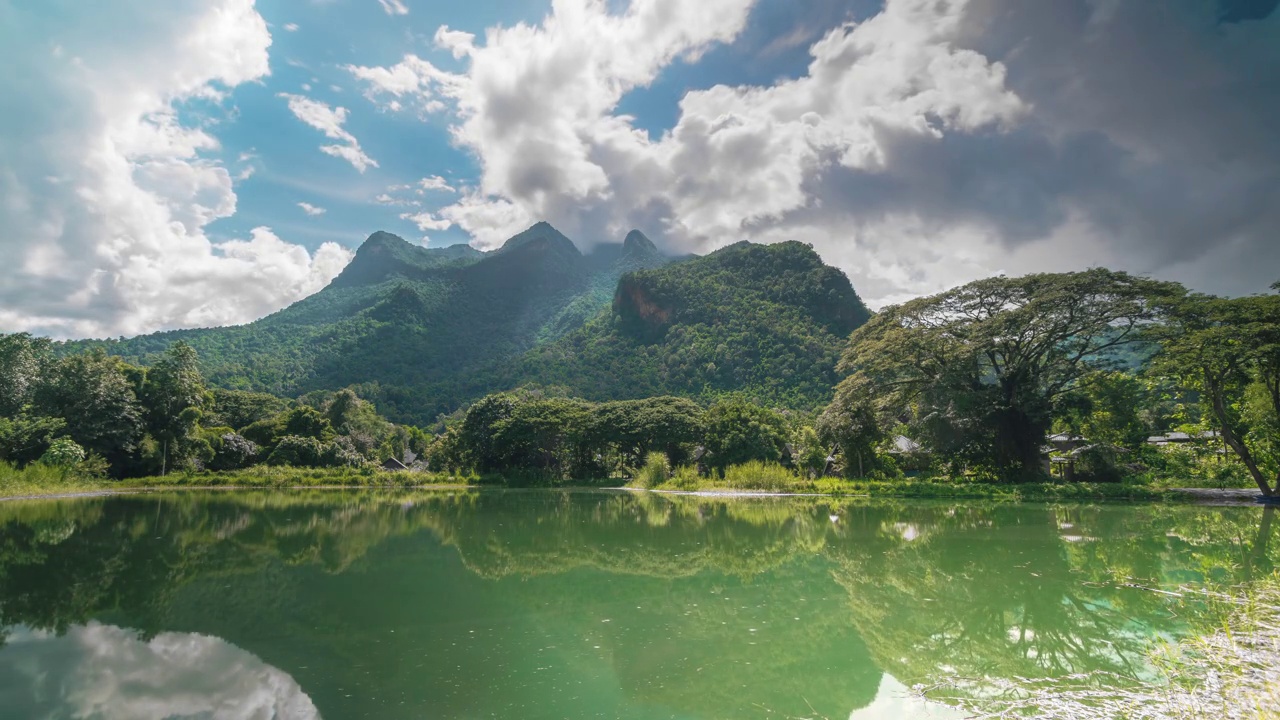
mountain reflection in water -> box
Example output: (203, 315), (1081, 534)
(0, 491), (1273, 719)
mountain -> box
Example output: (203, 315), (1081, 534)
(74, 223), (870, 423)
(515, 240), (872, 410)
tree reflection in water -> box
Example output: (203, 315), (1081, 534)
(0, 491), (1273, 719)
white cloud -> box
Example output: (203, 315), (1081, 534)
(378, 0), (409, 16)
(399, 211), (452, 232)
(417, 175), (454, 193)
(278, 93), (378, 172)
(0, 0), (355, 338)
(434, 25), (475, 58)
(297, 202), (326, 216)
(347, 0), (1280, 303)
(345, 55), (451, 115)
(283, 23), (299, 32)
(0, 623), (319, 720)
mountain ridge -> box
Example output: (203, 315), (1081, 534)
(68, 222), (871, 423)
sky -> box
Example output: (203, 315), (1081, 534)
(1, 0), (1277, 339)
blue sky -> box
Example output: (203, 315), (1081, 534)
(211, 0), (882, 252)
(1, 0), (1277, 338)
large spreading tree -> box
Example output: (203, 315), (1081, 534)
(1149, 287), (1280, 496)
(830, 269), (1177, 480)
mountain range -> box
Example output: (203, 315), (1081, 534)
(76, 223), (872, 424)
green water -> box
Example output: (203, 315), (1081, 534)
(0, 491), (1274, 719)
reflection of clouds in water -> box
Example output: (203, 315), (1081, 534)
(848, 675), (965, 720)
(0, 622), (319, 720)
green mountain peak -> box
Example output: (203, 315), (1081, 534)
(75, 224), (871, 423)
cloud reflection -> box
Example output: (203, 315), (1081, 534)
(0, 622), (319, 720)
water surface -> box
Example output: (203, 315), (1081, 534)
(0, 490), (1274, 719)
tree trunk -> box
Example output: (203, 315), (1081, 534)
(161, 437), (168, 477)
(1206, 374), (1274, 496)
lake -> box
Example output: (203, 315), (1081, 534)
(0, 490), (1273, 719)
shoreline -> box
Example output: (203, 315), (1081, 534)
(2, 483), (1275, 504)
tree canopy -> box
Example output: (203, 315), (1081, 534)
(831, 269), (1179, 480)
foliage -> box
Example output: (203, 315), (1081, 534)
(0, 333), (51, 416)
(0, 413), (66, 466)
(266, 435), (331, 468)
(816, 378), (885, 478)
(835, 269), (1178, 481)
(211, 433), (258, 471)
(632, 452), (670, 489)
(701, 399), (789, 471)
(1149, 289), (1280, 495)
(39, 437), (85, 468)
(719, 461), (796, 491)
(33, 349), (144, 472)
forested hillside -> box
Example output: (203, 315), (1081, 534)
(69, 224), (871, 423)
(515, 240), (871, 409)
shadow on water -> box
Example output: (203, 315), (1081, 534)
(0, 490), (1274, 719)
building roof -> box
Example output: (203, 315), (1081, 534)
(381, 457), (408, 471)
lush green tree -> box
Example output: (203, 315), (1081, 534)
(459, 394), (522, 472)
(789, 425), (829, 478)
(266, 435), (328, 467)
(491, 398), (594, 475)
(204, 389), (288, 430)
(0, 413), (66, 466)
(836, 269), (1177, 480)
(702, 400), (788, 471)
(34, 349), (144, 473)
(282, 406), (335, 442)
(590, 396), (704, 467)
(1056, 371), (1151, 449)
(816, 379), (885, 478)
(210, 432), (258, 471)
(1149, 290), (1280, 495)
(0, 333), (52, 417)
(141, 342), (208, 474)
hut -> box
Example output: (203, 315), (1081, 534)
(381, 457), (408, 471)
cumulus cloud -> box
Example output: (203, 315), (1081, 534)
(378, 0), (409, 17)
(418, 175), (455, 193)
(279, 93), (378, 172)
(0, 0), (354, 338)
(297, 202), (326, 216)
(0, 623), (319, 720)
(348, 0), (1280, 302)
(400, 210), (452, 233)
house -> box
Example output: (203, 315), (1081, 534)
(888, 435), (923, 455)
(1046, 433), (1090, 453)
(381, 457), (408, 471)
(1146, 430), (1219, 446)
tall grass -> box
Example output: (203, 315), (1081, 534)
(720, 461), (800, 492)
(630, 452), (669, 489)
(127, 465), (477, 488)
(0, 462), (109, 498)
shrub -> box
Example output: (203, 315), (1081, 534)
(633, 452), (669, 489)
(39, 437), (85, 468)
(721, 461), (799, 491)
(668, 465), (702, 490)
(212, 433), (258, 471)
(266, 435), (327, 467)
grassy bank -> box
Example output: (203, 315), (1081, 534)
(634, 460), (1177, 501)
(923, 574), (1280, 718)
(0, 463), (115, 498)
(0, 460), (1205, 502)
(0, 462), (477, 499)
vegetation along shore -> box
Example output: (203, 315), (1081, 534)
(3, 256), (1277, 502)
